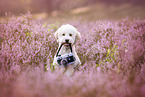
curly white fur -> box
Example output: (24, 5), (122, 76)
(53, 24), (81, 70)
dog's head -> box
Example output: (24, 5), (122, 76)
(54, 24), (81, 46)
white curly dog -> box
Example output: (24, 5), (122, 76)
(53, 24), (81, 73)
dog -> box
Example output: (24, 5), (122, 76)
(53, 24), (81, 74)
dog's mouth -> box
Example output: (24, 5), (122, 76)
(62, 43), (71, 47)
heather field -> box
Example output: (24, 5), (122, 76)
(0, 12), (145, 97)
(0, 1), (145, 97)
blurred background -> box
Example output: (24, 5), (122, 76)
(0, 0), (145, 20)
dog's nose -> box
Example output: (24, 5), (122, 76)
(65, 39), (69, 43)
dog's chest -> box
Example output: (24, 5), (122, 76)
(59, 46), (72, 55)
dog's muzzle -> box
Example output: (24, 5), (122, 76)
(63, 39), (71, 47)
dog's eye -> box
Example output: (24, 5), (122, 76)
(62, 33), (65, 36)
(69, 34), (72, 36)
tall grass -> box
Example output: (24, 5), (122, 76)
(0, 14), (144, 97)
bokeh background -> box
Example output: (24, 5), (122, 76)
(0, 1), (145, 97)
(0, 0), (145, 20)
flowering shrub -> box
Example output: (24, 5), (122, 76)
(0, 13), (58, 71)
(0, 14), (145, 97)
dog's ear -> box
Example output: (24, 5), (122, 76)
(76, 31), (81, 40)
(54, 30), (59, 41)
(75, 31), (81, 43)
